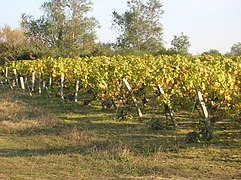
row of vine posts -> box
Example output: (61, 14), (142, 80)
(0, 67), (213, 143)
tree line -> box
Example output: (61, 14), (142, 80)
(0, 0), (240, 64)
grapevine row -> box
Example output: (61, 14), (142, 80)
(4, 54), (241, 117)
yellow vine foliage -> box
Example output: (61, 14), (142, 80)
(5, 54), (241, 117)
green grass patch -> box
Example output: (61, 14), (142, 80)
(0, 91), (240, 179)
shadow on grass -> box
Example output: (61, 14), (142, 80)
(0, 139), (131, 157)
(0, 132), (186, 158)
(0, 144), (103, 158)
(1, 91), (241, 157)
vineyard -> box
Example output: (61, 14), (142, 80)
(1, 55), (241, 178)
(2, 54), (241, 119)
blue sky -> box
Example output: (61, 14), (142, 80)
(0, 0), (241, 54)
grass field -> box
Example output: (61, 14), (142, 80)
(0, 90), (240, 179)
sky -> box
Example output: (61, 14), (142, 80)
(0, 0), (241, 54)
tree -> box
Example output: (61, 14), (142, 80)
(202, 49), (222, 56)
(230, 42), (241, 56)
(0, 25), (27, 64)
(112, 0), (164, 51)
(21, 0), (99, 57)
(171, 32), (190, 55)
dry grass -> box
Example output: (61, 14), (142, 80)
(0, 90), (240, 179)
(0, 92), (60, 132)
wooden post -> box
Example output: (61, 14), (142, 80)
(190, 95), (198, 124)
(157, 84), (177, 128)
(38, 73), (41, 94)
(31, 71), (35, 91)
(0, 78), (4, 90)
(60, 74), (65, 108)
(123, 78), (143, 118)
(49, 76), (52, 87)
(43, 81), (51, 99)
(74, 78), (79, 107)
(13, 69), (19, 87)
(25, 77), (32, 95)
(4, 67), (8, 85)
(188, 86), (213, 142)
(194, 86), (210, 124)
(43, 81), (45, 88)
(2, 69), (13, 91)
(157, 84), (165, 94)
(20, 77), (25, 90)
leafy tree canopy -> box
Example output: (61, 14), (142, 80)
(230, 42), (241, 56)
(21, 0), (99, 57)
(171, 32), (190, 55)
(0, 25), (27, 64)
(112, 0), (164, 52)
(202, 49), (222, 56)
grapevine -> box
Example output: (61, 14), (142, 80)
(4, 54), (241, 118)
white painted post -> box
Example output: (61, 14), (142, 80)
(157, 84), (177, 127)
(38, 73), (41, 94)
(5, 67), (8, 85)
(13, 69), (19, 87)
(31, 71), (35, 91)
(2, 69), (13, 91)
(194, 86), (209, 123)
(60, 74), (65, 108)
(123, 78), (143, 118)
(74, 78), (79, 107)
(20, 77), (25, 90)
(0, 78), (4, 90)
